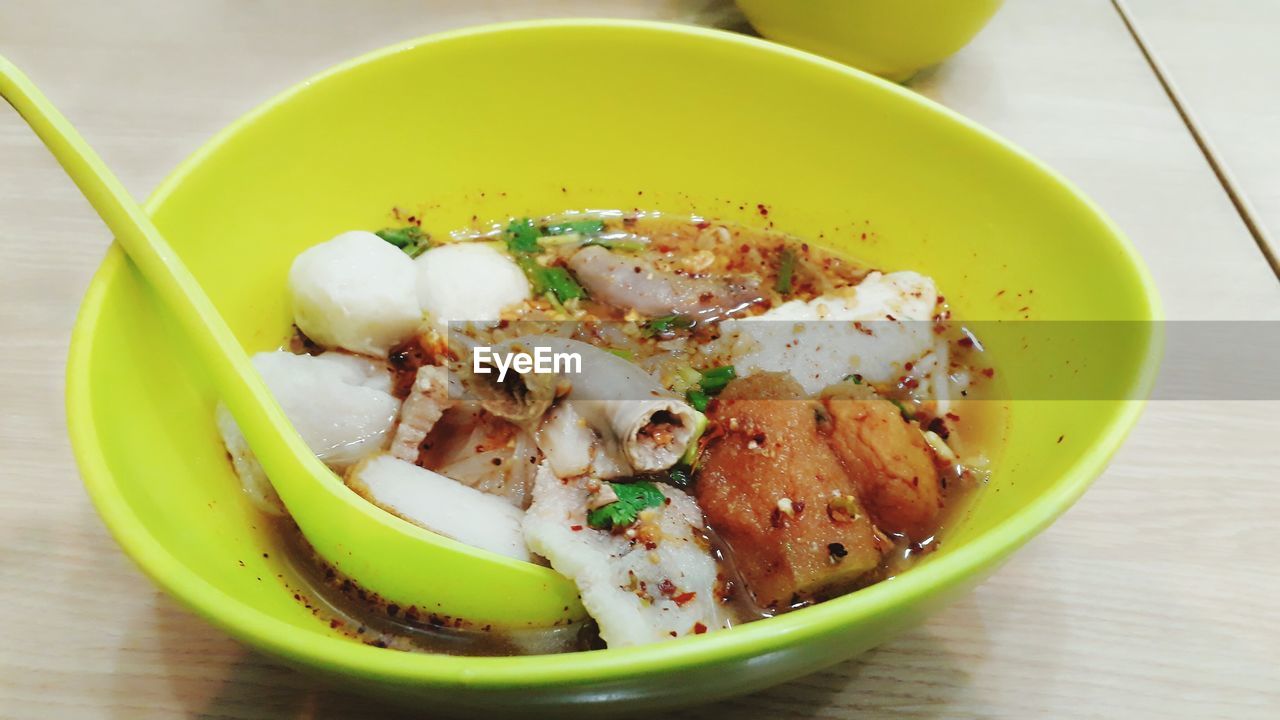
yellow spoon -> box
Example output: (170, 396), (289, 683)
(0, 55), (584, 628)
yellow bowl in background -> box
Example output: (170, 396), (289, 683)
(737, 0), (1005, 81)
(66, 20), (1158, 715)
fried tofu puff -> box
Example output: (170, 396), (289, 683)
(820, 388), (944, 540)
(696, 373), (890, 611)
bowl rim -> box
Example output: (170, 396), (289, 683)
(65, 18), (1162, 687)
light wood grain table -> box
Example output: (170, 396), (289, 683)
(2, 1), (1277, 718)
(1118, 0), (1280, 270)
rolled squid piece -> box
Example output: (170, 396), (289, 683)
(535, 399), (631, 480)
(449, 335), (559, 423)
(531, 336), (702, 473)
(591, 396), (699, 472)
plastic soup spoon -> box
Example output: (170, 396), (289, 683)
(0, 55), (584, 628)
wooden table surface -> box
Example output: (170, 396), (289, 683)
(1118, 0), (1280, 269)
(2, 1), (1277, 717)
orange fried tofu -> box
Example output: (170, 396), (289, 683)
(821, 395), (942, 540)
(696, 373), (888, 611)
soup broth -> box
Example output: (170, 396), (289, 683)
(220, 211), (1005, 654)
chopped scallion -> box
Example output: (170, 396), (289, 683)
(775, 246), (797, 294)
(543, 219), (605, 236)
(686, 388), (709, 412)
(642, 314), (695, 337)
(698, 365), (737, 395)
(375, 226), (431, 258)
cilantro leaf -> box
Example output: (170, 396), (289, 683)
(503, 217), (586, 303)
(503, 217), (541, 254)
(586, 481), (665, 530)
(537, 266), (586, 302)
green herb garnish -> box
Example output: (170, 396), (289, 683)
(775, 246), (797, 294)
(503, 217), (542, 254)
(375, 226), (431, 258)
(890, 398), (914, 421)
(843, 373), (864, 385)
(642, 314), (695, 337)
(665, 465), (693, 489)
(686, 388), (709, 412)
(606, 347), (635, 361)
(586, 481), (665, 530)
(543, 219), (605, 236)
(514, 255), (585, 304)
(680, 411), (708, 467)
(698, 365), (737, 395)
(505, 218), (586, 303)
(536, 266), (586, 302)
(669, 363), (702, 395)
(683, 365), (735, 411)
(583, 236), (647, 252)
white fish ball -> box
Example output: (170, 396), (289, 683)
(289, 231), (422, 357)
(415, 243), (531, 328)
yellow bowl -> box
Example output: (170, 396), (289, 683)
(66, 20), (1159, 714)
(737, 0), (1005, 81)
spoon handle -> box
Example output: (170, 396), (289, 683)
(0, 54), (311, 487)
(3, 54), (588, 626)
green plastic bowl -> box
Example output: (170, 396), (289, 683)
(66, 20), (1159, 714)
(737, 0), (1005, 82)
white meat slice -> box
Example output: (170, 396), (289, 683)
(721, 271), (945, 396)
(755, 270), (938, 322)
(349, 454), (530, 562)
(430, 407), (540, 509)
(216, 351), (399, 515)
(523, 464), (730, 647)
(389, 365), (453, 462)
